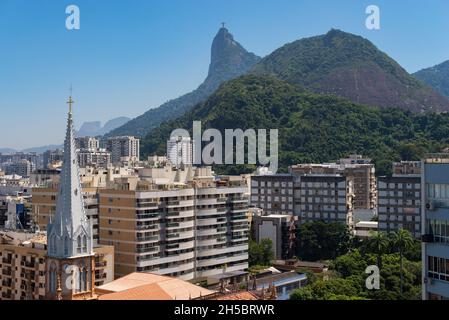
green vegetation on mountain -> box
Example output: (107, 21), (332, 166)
(251, 29), (449, 112)
(141, 75), (449, 176)
(414, 60), (449, 99)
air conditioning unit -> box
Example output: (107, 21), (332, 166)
(426, 201), (436, 211)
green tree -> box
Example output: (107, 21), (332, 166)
(364, 231), (390, 268)
(248, 239), (274, 266)
(390, 230), (414, 296)
(260, 238), (274, 265)
(289, 287), (314, 300)
(297, 221), (352, 261)
(332, 250), (366, 278)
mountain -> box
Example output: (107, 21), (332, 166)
(414, 60), (449, 99)
(0, 145), (63, 154)
(77, 117), (130, 137)
(250, 29), (449, 112)
(106, 27), (261, 138)
(22, 145), (63, 153)
(0, 148), (17, 153)
(141, 75), (449, 176)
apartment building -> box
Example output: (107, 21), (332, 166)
(107, 136), (140, 164)
(252, 214), (298, 260)
(422, 154), (449, 300)
(75, 137), (100, 150)
(250, 174), (295, 215)
(31, 166), (135, 245)
(77, 149), (111, 168)
(167, 136), (194, 167)
(98, 165), (249, 281)
(299, 174), (354, 230)
(32, 187), (100, 245)
(1, 160), (35, 178)
(290, 155), (376, 210)
(377, 161), (422, 238)
(0, 230), (114, 300)
(43, 149), (64, 169)
(0, 195), (32, 230)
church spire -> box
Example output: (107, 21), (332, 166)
(47, 95), (93, 258)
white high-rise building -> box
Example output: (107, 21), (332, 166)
(167, 136), (194, 167)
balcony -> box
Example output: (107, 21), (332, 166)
(136, 224), (159, 231)
(2, 258), (12, 264)
(137, 235), (159, 242)
(2, 269), (12, 276)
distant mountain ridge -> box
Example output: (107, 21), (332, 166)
(0, 145), (63, 154)
(414, 60), (449, 99)
(106, 27), (261, 138)
(77, 117), (130, 137)
(250, 29), (449, 112)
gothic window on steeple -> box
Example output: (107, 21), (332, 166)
(64, 237), (69, 256)
(77, 235), (82, 254)
(82, 235), (87, 253)
(51, 234), (57, 254)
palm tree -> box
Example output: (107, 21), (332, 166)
(391, 229), (414, 296)
(366, 231), (389, 268)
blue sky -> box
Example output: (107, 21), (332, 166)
(1, 0), (448, 149)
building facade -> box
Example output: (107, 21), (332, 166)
(252, 214), (298, 260)
(98, 167), (249, 281)
(250, 174), (295, 215)
(107, 136), (140, 164)
(378, 162), (421, 238)
(167, 136), (194, 167)
(75, 137), (100, 150)
(77, 149), (111, 168)
(0, 230), (114, 300)
(299, 175), (354, 230)
(422, 155), (449, 300)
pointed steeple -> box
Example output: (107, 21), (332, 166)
(47, 96), (93, 258)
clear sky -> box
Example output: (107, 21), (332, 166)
(1, 0), (448, 149)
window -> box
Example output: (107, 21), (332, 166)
(82, 235), (87, 253)
(64, 237), (69, 256)
(77, 236), (82, 254)
(428, 256), (449, 282)
(427, 184), (449, 207)
(51, 235), (57, 254)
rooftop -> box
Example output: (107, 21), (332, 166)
(97, 272), (215, 300)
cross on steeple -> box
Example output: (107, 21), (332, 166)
(221, 22), (226, 28)
(67, 96), (74, 114)
(67, 85), (74, 113)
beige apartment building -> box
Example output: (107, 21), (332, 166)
(98, 165), (249, 281)
(31, 166), (135, 245)
(0, 230), (114, 300)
